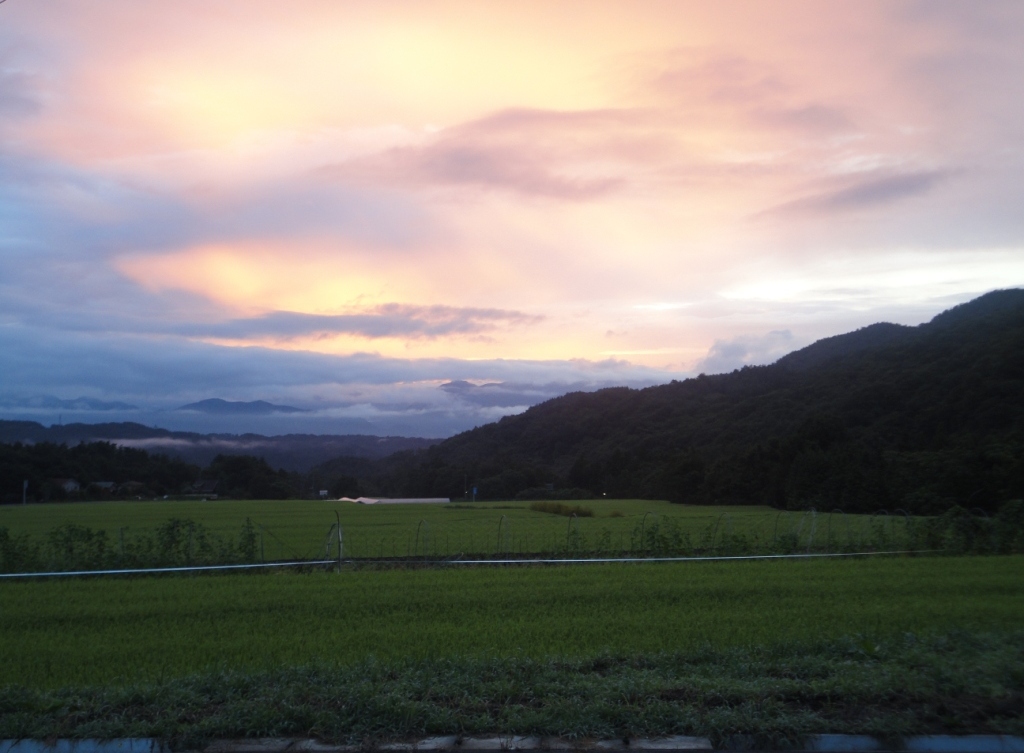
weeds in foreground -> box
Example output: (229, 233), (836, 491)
(1, 631), (1021, 748)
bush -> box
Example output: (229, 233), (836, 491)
(515, 486), (593, 501)
(528, 501), (594, 517)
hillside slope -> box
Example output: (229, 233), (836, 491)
(337, 289), (1024, 513)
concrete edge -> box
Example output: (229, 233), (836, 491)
(805, 735), (1024, 753)
(3, 736), (1024, 753)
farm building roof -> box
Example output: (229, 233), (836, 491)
(337, 496), (450, 504)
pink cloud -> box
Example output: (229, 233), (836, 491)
(322, 107), (671, 200)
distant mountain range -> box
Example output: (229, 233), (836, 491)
(177, 398), (309, 415)
(0, 395), (139, 411)
(0, 421), (438, 472)
(332, 289), (1024, 513)
(1, 396), (316, 417)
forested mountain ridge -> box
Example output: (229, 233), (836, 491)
(339, 289), (1024, 512)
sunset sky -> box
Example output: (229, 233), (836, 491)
(2, 1), (1023, 436)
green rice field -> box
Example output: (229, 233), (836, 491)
(2, 554), (1021, 689)
(0, 498), (913, 562)
(3, 501), (1019, 743)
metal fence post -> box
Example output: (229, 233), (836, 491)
(641, 511), (654, 554)
(711, 512), (728, 552)
(827, 509), (845, 553)
(416, 520), (430, 559)
(336, 512), (344, 568)
(806, 508), (817, 552)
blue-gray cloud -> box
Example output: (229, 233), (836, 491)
(769, 170), (952, 216)
(0, 38), (44, 120)
(439, 379), (587, 408)
(0, 277), (541, 341)
(180, 305), (543, 340)
(0, 68), (39, 117)
(0, 326), (668, 393)
(0, 144), (433, 265)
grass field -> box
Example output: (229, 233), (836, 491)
(0, 498), (913, 562)
(3, 555), (1020, 689)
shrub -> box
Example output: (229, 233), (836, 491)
(528, 501), (594, 517)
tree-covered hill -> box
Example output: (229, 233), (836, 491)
(334, 289), (1024, 513)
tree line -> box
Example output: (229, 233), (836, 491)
(0, 441), (303, 503)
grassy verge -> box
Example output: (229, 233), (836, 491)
(2, 631), (1022, 748)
